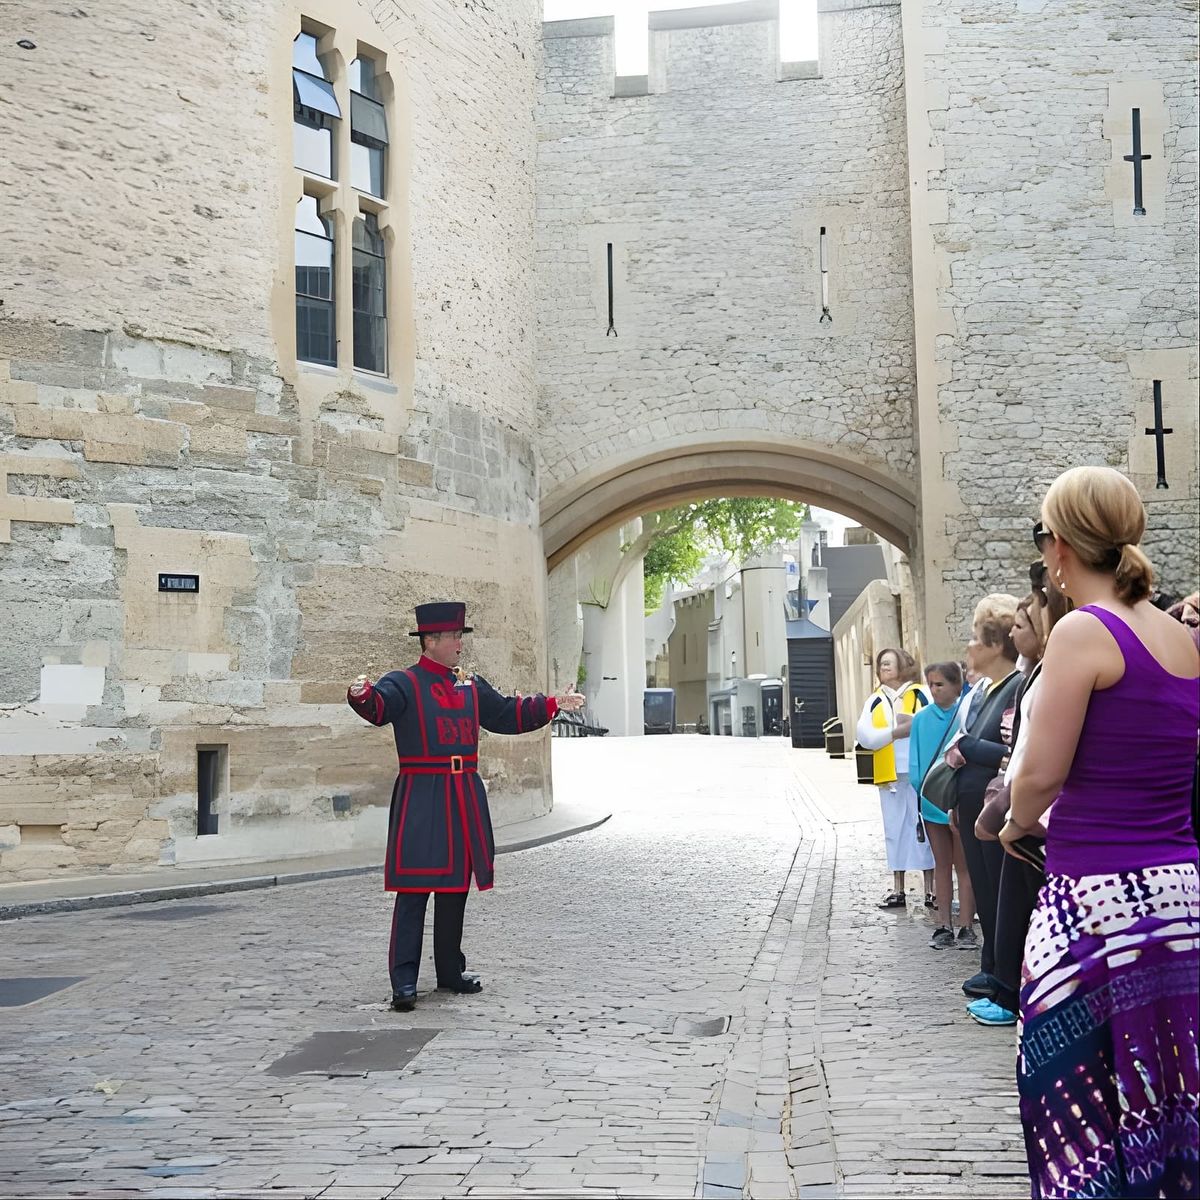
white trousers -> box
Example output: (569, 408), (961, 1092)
(878, 777), (934, 872)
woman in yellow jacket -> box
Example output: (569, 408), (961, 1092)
(855, 647), (935, 908)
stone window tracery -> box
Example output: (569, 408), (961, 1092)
(291, 20), (395, 377)
(293, 31), (340, 179)
(350, 56), (388, 199)
(352, 211), (387, 374)
(295, 195), (336, 366)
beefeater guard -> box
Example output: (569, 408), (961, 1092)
(347, 601), (585, 1011)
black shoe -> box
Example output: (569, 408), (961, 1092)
(962, 971), (996, 999)
(390, 986), (417, 1012)
(436, 973), (483, 994)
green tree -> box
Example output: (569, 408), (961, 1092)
(633, 497), (809, 613)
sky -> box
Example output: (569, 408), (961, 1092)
(542, 0), (817, 76)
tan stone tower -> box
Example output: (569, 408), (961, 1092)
(0, 0), (550, 879)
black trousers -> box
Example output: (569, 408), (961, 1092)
(992, 849), (1045, 1015)
(387, 890), (468, 993)
(956, 791), (1006, 978)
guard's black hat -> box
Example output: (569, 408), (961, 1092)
(410, 601), (473, 637)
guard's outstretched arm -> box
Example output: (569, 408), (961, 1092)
(475, 675), (559, 735)
(347, 672), (409, 726)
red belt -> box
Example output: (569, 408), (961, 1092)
(398, 754), (478, 775)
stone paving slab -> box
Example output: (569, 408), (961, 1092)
(0, 740), (1027, 1198)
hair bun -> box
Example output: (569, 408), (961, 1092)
(1113, 542), (1154, 604)
(1042, 467), (1154, 603)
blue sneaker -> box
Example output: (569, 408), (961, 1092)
(966, 997), (1017, 1026)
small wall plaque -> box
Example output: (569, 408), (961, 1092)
(158, 573), (200, 593)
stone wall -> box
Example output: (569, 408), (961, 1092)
(831, 577), (902, 737)
(535, 0), (917, 503)
(0, 0), (548, 881)
(905, 0), (1199, 648)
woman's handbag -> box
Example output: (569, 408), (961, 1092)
(918, 699), (966, 814)
(922, 759), (960, 813)
(975, 773), (1011, 841)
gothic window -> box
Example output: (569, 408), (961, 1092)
(352, 212), (387, 374)
(295, 196), (336, 366)
(293, 31), (340, 179)
(349, 56), (388, 198)
(291, 19), (394, 377)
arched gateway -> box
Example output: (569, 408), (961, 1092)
(541, 434), (917, 570)
(536, 1), (931, 668)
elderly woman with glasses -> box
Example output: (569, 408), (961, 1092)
(855, 647), (935, 910)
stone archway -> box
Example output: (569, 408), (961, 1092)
(539, 432), (920, 736)
(540, 432), (918, 570)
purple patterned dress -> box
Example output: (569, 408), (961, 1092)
(1018, 605), (1200, 1199)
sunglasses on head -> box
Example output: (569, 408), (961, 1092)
(1032, 520), (1055, 551)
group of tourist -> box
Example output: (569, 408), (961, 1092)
(855, 466), (1199, 1199)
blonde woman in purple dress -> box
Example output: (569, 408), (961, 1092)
(1005, 466), (1199, 1199)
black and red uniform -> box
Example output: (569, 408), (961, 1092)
(348, 654), (557, 993)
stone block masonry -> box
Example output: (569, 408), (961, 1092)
(536, 0), (918, 499)
(1, 0), (1195, 879)
(0, 0), (550, 882)
(907, 0), (1199, 643)
(539, 0), (1198, 658)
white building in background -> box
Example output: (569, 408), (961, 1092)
(797, 520), (832, 630)
(547, 520), (647, 737)
(663, 544), (794, 737)
(644, 589), (674, 689)
(739, 548), (790, 679)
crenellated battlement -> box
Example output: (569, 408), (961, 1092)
(542, 0), (830, 97)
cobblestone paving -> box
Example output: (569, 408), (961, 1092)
(0, 740), (1028, 1198)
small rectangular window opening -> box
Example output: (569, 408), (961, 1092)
(296, 195), (336, 366)
(197, 745), (226, 837)
(606, 243), (617, 337)
(819, 227), (831, 323)
(292, 33), (340, 180)
(1124, 107), (1150, 217)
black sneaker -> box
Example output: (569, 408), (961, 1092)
(955, 926), (979, 950)
(436, 974), (483, 995)
(962, 971), (997, 999)
(929, 926), (955, 949)
(390, 986), (417, 1012)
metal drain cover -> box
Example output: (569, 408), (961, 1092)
(266, 1029), (439, 1077)
(673, 1015), (730, 1037)
(115, 904), (229, 921)
(0, 977), (85, 1007)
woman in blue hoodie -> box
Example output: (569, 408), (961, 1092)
(910, 661), (976, 949)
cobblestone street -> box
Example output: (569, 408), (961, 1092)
(1, 739), (1028, 1199)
